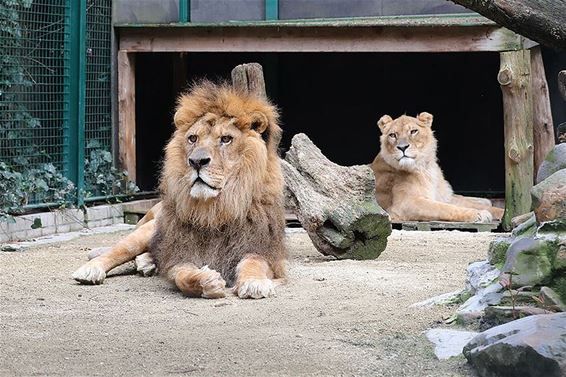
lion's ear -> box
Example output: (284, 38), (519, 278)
(417, 112), (433, 128)
(250, 111), (269, 136)
(377, 115), (393, 132)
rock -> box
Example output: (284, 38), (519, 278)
(410, 289), (467, 308)
(457, 283), (504, 324)
(0, 244), (25, 252)
(540, 286), (566, 312)
(536, 144), (566, 184)
(466, 261), (501, 294)
(537, 219), (566, 241)
(463, 312), (566, 377)
(500, 290), (539, 306)
(511, 212), (537, 239)
(532, 169), (566, 223)
(500, 237), (558, 288)
(488, 238), (511, 266)
(511, 211), (536, 229)
(425, 329), (479, 360)
(483, 305), (553, 328)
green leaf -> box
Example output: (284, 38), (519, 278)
(30, 217), (42, 229)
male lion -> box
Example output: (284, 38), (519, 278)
(73, 82), (286, 299)
(370, 112), (504, 223)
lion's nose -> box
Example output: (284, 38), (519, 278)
(397, 143), (409, 153)
(189, 157), (211, 170)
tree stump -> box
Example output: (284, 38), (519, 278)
(281, 134), (391, 260)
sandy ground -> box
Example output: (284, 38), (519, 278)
(0, 229), (498, 377)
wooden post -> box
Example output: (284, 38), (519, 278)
(559, 70), (566, 101)
(530, 46), (555, 174)
(231, 63), (267, 99)
(118, 51), (136, 183)
(171, 52), (188, 98)
(498, 49), (534, 230)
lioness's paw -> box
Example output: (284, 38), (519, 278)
(236, 279), (276, 299)
(135, 252), (156, 277)
(200, 267), (226, 299)
(72, 263), (106, 285)
(475, 210), (493, 223)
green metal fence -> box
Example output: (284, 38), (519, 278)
(0, 0), (121, 214)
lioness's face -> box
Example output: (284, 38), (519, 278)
(378, 112), (435, 171)
(183, 112), (267, 200)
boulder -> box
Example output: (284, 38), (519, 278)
(510, 212), (537, 239)
(457, 283), (504, 324)
(532, 169), (566, 223)
(463, 312), (566, 377)
(536, 144), (566, 184)
(488, 238), (511, 266)
(500, 238), (558, 288)
(425, 329), (479, 360)
(466, 261), (501, 294)
(540, 286), (566, 312)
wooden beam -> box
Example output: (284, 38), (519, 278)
(118, 25), (529, 53)
(530, 46), (555, 175)
(498, 49), (534, 230)
(117, 51), (136, 183)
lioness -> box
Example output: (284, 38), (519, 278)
(370, 112), (504, 223)
(73, 82), (286, 299)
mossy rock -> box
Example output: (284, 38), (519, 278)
(511, 213), (537, 239)
(502, 237), (560, 288)
(488, 237), (512, 266)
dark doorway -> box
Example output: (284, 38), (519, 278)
(136, 52), (505, 197)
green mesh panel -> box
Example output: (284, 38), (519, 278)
(0, 0), (69, 205)
(84, 0), (112, 196)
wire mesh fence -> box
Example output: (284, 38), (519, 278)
(1, 0), (126, 215)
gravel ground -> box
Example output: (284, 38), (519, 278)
(0, 229), (498, 377)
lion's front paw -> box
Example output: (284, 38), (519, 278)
(72, 263), (106, 285)
(475, 210), (493, 223)
(135, 252), (156, 277)
(235, 278), (276, 299)
(200, 266), (226, 299)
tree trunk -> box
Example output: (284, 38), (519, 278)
(450, 0), (566, 51)
(231, 63), (392, 259)
(282, 134), (391, 260)
(499, 50), (534, 230)
(559, 70), (566, 101)
(530, 47), (555, 173)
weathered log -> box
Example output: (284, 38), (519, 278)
(531, 47), (555, 174)
(498, 50), (534, 230)
(450, 0), (566, 51)
(282, 134), (391, 260)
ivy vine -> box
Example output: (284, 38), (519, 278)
(0, 0), (138, 224)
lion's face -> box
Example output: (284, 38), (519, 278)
(161, 82), (282, 228)
(377, 112), (437, 172)
(182, 112), (269, 200)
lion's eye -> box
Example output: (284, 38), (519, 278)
(410, 129), (419, 136)
(389, 133), (397, 139)
(188, 134), (198, 144)
(220, 135), (233, 145)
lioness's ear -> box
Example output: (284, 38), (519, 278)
(377, 115), (393, 132)
(417, 112), (433, 128)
